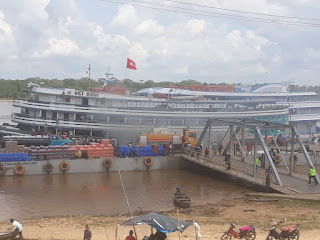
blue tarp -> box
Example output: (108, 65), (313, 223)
(120, 212), (193, 233)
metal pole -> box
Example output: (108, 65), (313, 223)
(309, 122), (312, 143)
(290, 127), (295, 176)
(118, 169), (138, 240)
(253, 130), (257, 177)
(270, 131), (289, 173)
(115, 225), (118, 240)
(208, 121), (212, 155)
(220, 127), (230, 146)
(293, 127), (320, 183)
(229, 125), (233, 156)
(88, 64), (91, 90)
(223, 126), (241, 156)
(234, 134), (249, 164)
(241, 127), (245, 162)
(256, 127), (283, 186)
(264, 128), (268, 167)
(177, 208), (181, 240)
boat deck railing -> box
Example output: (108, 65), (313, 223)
(13, 99), (289, 113)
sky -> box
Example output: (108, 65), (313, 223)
(0, 0), (320, 85)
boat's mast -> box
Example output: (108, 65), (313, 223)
(88, 64), (91, 90)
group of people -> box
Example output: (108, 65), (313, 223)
(84, 228), (166, 240)
(198, 142), (223, 158)
(7, 220), (92, 240)
(7, 221), (145, 240)
(73, 136), (102, 145)
(212, 141), (223, 155)
(31, 123), (49, 136)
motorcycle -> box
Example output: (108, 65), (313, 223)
(265, 222), (299, 240)
(221, 223), (256, 240)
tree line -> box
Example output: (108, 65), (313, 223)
(0, 77), (319, 99)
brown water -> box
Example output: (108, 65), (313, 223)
(0, 101), (250, 221)
(0, 169), (250, 221)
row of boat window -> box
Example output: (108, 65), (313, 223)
(17, 110), (289, 126)
(27, 98), (288, 111)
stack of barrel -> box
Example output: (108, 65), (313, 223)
(29, 145), (74, 160)
(71, 140), (114, 158)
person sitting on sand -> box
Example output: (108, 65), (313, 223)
(10, 219), (24, 240)
(126, 230), (136, 240)
(174, 186), (184, 196)
(153, 230), (167, 240)
(84, 225), (92, 240)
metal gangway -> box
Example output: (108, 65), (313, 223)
(182, 118), (320, 194)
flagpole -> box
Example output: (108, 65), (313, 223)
(124, 57), (127, 80)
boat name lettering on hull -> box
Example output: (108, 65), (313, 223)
(73, 91), (99, 97)
(0, 162), (38, 166)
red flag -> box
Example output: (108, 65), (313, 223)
(127, 58), (137, 70)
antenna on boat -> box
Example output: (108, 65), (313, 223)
(86, 64), (91, 90)
(104, 66), (114, 87)
(265, 72), (268, 84)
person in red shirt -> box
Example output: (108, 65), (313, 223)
(204, 148), (209, 157)
(126, 230), (136, 240)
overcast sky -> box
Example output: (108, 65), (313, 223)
(1, 0), (320, 85)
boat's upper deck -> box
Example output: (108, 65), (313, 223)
(28, 86), (290, 111)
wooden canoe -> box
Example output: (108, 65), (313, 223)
(0, 231), (18, 240)
(173, 193), (191, 208)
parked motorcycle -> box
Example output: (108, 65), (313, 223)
(221, 223), (256, 240)
(265, 222), (299, 240)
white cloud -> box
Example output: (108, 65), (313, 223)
(175, 66), (189, 74)
(135, 20), (164, 37)
(0, 11), (14, 41)
(0, 0), (319, 85)
(129, 43), (148, 61)
(304, 48), (320, 61)
(272, 55), (282, 64)
(227, 30), (243, 48)
(111, 5), (139, 29)
(32, 38), (79, 58)
(186, 19), (206, 36)
(256, 63), (268, 73)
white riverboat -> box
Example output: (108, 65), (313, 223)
(10, 82), (316, 143)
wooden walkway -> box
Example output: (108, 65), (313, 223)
(181, 152), (320, 195)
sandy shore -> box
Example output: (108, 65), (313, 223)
(1, 194), (319, 240)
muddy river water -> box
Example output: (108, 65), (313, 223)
(0, 169), (250, 221)
(0, 101), (250, 221)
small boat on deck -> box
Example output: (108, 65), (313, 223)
(173, 193), (191, 209)
(0, 230), (18, 240)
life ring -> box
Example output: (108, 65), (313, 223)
(67, 91), (71, 94)
(0, 165), (6, 175)
(103, 159), (112, 168)
(144, 158), (153, 166)
(60, 162), (69, 171)
(14, 165), (25, 175)
(44, 162), (53, 173)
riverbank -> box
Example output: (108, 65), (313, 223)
(1, 194), (319, 239)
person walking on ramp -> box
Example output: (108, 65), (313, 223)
(309, 166), (318, 185)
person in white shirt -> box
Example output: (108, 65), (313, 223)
(10, 218), (24, 240)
